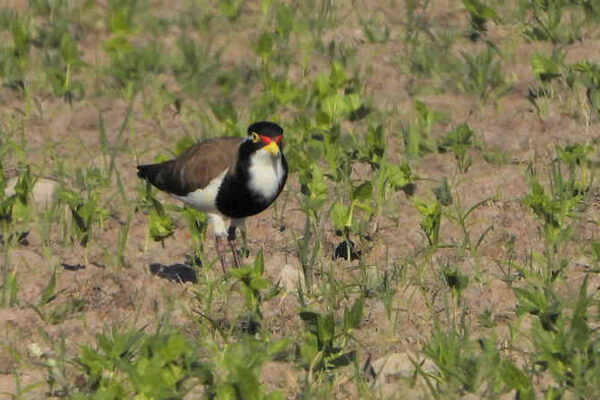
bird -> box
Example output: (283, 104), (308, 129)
(137, 121), (288, 271)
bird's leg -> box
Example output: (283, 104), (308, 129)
(227, 225), (242, 269)
(215, 235), (227, 273)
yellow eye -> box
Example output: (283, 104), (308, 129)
(252, 132), (259, 143)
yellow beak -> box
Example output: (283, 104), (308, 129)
(263, 141), (280, 155)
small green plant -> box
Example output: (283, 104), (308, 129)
(401, 101), (444, 158)
(0, 268), (19, 308)
(438, 123), (476, 173)
(463, 0), (498, 41)
(295, 163), (328, 292)
(522, 145), (592, 280)
(0, 13), (31, 89)
(517, 277), (599, 398)
(229, 250), (279, 320)
(139, 180), (175, 246)
(181, 206), (208, 266)
(102, 1), (164, 99)
(573, 60), (600, 119)
(43, 32), (87, 104)
(482, 146), (511, 165)
(414, 198), (442, 248)
(1, 165), (36, 230)
(58, 188), (105, 249)
(459, 44), (509, 102)
(75, 329), (211, 399)
(519, 0), (584, 43)
(330, 182), (373, 260)
(296, 297), (363, 373)
(218, 0), (245, 22)
(359, 16), (390, 44)
(173, 34), (221, 97)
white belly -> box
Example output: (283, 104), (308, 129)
(173, 170), (227, 214)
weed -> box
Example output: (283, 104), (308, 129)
(438, 123), (477, 173)
(463, 0), (499, 41)
(458, 44), (509, 102)
(401, 101), (444, 158)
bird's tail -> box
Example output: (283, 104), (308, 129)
(137, 163), (167, 189)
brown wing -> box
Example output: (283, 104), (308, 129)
(137, 137), (242, 196)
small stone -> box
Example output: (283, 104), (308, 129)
(5, 177), (59, 207)
(371, 352), (438, 386)
(278, 264), (304, 291)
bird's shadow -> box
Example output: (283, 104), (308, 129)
(149, 260), (198, 284)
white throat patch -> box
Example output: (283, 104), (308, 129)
(247, 149), (284, 201)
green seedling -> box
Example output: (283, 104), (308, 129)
(376, 259), (401, 321)
(423, 322), (478, 395)
(208, 337), (288, 400)
(514, 283), (561, 331)
(401, 101), (443, 158)
(0, 268), (19, 308)
(29, 269), (84, 325)
(438, 123), (476, 172)
(482, 146), (511, 165)
(423, 321), (518, 398)
(531, 51), (565, 85)
(146, 196), (175, 244)
(330, 182), (373, 260)
(498, 360), (535, 400)
(174, 34), (221, 97)
(218, 0), (245, 22)
(463, 0), (498, 41)
(522, 146), (591, 276)
(0, 165), (36, 231)
(295, 214), (321, 296)
(359, 16), (390, 44)
(102, 1), (164, 99)
(520, 0), (583, 43)
(0, 13), (31, 89)
(253, 31), (274, 65)
(44, 32), (87, 104)
(433, 177), (453, 206)
(181, 206), (207, 266)
(210, 98), (240, 136)
(414, 198), (442, 248)
(76, 329), (211, 399)
(440, 179), (495, 253)
(355, 124), (385, 169)
(297, 297), (363, 373)
(400, 18), (461, 94)
(299, 163), (328, 217)
(459, 44), (508, 102)
(592, 240), (600, 262)
(573, 60), (600, 118)
(442, 263), (469, 300)
(521, 277), (599, 398)
(375, 161), (416, 207)
(229, 250), (278, 319)
(58, 188), (105, 248)
(528, 50), (568, 116)
(115, 210), (132, 268)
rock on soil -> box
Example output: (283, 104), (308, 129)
(5, 178), (59, 207)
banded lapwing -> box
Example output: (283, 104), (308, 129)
(137, 121), (288, 270)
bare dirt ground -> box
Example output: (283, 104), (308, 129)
(1, 0), (599, 399)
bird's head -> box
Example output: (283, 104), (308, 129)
(244, 121), (283, 157)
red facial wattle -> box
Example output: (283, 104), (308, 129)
(260, 135), (282, 145)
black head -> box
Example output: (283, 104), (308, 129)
(241, 121), (284, 157)
(247, 121), (283, 138)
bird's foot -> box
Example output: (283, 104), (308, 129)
(215, 236), (227, 273)
(228, 238), (242, 269)
(227, 226), (242, 269)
